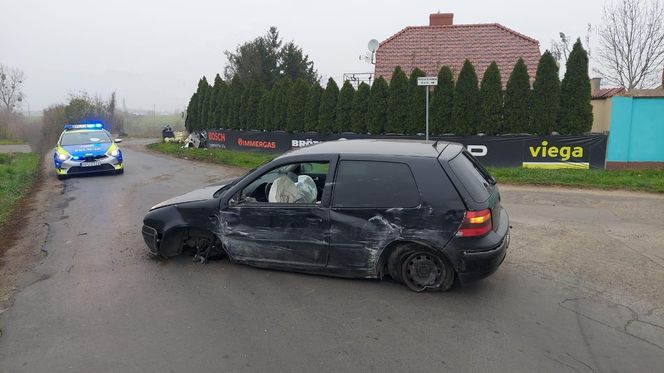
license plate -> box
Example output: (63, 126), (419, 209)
(81, 161), (102, 167)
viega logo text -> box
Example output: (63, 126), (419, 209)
(529, 141), (583, 161)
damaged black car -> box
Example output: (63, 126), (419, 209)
(142, 139), (509, 292)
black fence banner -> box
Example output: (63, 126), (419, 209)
(202, 130), (608, 169)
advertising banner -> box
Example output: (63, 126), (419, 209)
(203, 129), (608, 169)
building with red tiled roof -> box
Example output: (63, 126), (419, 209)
(374, 13), (541, 84)
(590, 77), (625, 133)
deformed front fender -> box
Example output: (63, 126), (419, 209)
(143, 199), (220, 257)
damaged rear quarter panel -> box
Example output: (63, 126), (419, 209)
(327, 156), (465, 276)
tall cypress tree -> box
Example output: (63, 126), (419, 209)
(532, 51), (561, 135)
(559, 39), (592, 135)
(479, 62), (503, 135)
(256, 90), (269, 130)
(366, 76), (389, 135)
(185, 92), (199, 133)
(386, 66), (409, 134)
(207, 74), (223, 128)
(238, 85), (250, 128)
(504, 58), (531, 134)
(350, 82), (370, 133)
(335, 80), (355, 133)
(304, 85), (323, 132)
(286, 79), (310, 132)
(430, 66), (454, 135)
(225, 76), (243, 129)
(264, 89), (276, 131)
(272, 77), (291, 131)
(452, 60), (481, 135)
(197, 77), (211, 130)
(243, 79), (264, 129)
(407, 68), (427, 135)
(212, 77), (228, 127)
(318, 78), (339, 134)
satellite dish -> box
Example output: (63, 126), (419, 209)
(368, 39), (379, 52)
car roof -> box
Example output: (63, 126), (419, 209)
(279, 139), (458, 158)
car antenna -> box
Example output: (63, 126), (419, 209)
(432, 139), (439, 149)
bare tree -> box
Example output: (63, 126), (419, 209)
(0, 64), (26, 114)
(597, 0), (664, 90)
(551, 25), (593, 65)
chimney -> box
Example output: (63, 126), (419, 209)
(590, 77), (602, 91)
(430, 13), (454, 26)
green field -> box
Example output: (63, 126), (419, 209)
(124, 113), (185, 137)
(147, 142), (275, 169)
(0, 153), (40, 226)
(489, 167), (664, 193)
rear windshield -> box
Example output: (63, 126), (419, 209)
(449, 151), (495, 202)
(60, 130), (112, 146)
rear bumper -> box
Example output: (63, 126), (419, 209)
(457, 233), (509, 284)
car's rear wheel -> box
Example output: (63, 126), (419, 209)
(400, 248), (455, 292)
(57, 174), (68, 180)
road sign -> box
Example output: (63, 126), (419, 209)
(417, 77), (438, 86)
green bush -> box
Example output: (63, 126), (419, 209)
(366, 76), (389, 135)
(559, 39), (593, 135)
(386, 66), (409, 134)
(430, 66), (454, 135)
(479, 62), (503, 135)
(504, 58), (531, 133)
(452, 60), (481, 135)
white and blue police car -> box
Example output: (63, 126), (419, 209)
(53, 123), (124, 179)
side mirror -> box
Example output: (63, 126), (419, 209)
(114, 138), (123, 143)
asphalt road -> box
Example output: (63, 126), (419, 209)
(1, 139), (663, 372)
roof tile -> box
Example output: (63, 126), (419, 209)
(375, 24), (541, 85)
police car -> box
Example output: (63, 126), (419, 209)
(54, 123), (124, 179)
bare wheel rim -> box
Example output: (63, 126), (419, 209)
(402, 252), (445, 291)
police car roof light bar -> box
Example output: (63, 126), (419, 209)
(64, 123), (104, 130)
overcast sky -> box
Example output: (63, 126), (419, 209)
(2, 0), (606, 112)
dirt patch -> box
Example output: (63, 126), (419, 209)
(0, 155), (61, 311)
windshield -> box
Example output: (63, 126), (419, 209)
(60, 130), (112, 146)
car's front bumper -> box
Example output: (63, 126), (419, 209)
(141, 225), (159, 255)
(55, 156), (123, 175)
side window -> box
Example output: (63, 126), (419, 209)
(239, 162), (329, 204)
(332, 161), (420, 208)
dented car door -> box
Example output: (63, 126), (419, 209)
(222, 204), (330, 267)
(219, 155), (338, 268)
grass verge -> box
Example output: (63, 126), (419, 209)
(0, 153), (41, 226)
(0, 139), (24, 145)
(489, 167), (664, 193)
(147, 142), (276, 169)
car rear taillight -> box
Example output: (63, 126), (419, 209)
(456, 209), (492, 237)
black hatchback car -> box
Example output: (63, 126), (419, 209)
(142, 139), (509, 292)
